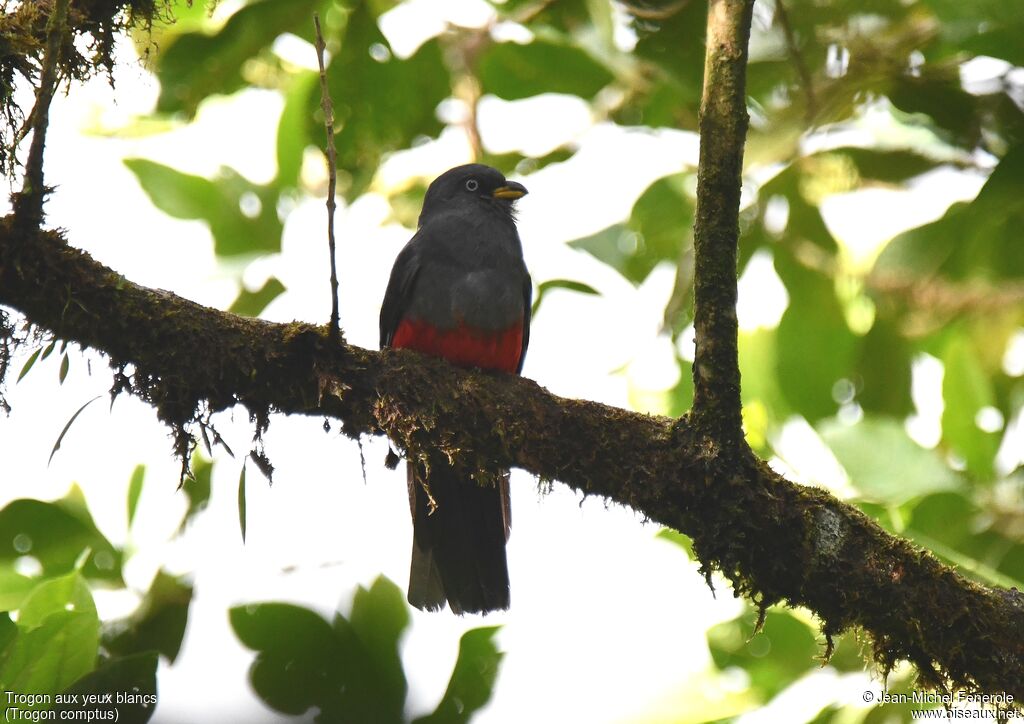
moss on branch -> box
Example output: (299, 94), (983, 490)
(688, 0), (754, 446)
(1, 216), (1022, 699)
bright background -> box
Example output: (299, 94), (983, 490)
(2, 0), (1023, 722)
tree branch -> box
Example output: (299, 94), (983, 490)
(313, 13), (341, 346)
(1, 216), (1022, 699)
(689, 0), (753, 446)
(11, 0), (70, 228)
(774, 0), (816, 120)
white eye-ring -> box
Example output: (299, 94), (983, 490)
(465, 178), (479, 192)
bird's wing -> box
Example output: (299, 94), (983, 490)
(379, 238), (422, 349)
(517, 271), (532, 374)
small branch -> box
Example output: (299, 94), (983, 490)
(11, 0), (71, 229)
(775, 0), (816, 121)
(869, 271), (1024, 337)
(450, 43), (486, 161)
(620, 0), (693, 21)
(688, 0), (754, 445)
(313, 13), (340, 345)
(512, 0), (559, 25)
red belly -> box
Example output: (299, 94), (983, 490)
(392, 318), (523, 373)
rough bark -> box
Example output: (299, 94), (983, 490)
(690, 0), (753, 448)
(1, 217), (1023, 699)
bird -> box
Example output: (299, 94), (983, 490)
(379, 164), (531, 614)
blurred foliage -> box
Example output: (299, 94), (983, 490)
(231, 576), (503, 723)
(123, 0), (1024, 719)
(0, 474), (171, 723)
(3, 0), (1023, 720)
(0, 460), (500, 724)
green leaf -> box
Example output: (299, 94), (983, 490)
(531, 278), (599, 316)
(855, 318), (913, 417)
(905, 492), (1024, 589)
(0, 612), (16, 650)
(0, 495), (123, 584)
(48, 396), (101, 466)
(178, 456), (212, 534)
(888, 75), (983, 148)
(739, 327), (789, 421)
(941, 335), (999, 478)
(873, 204), (964, 280)
(230, 602), (346, 716)
(103, 570), (193, 664)
(229, 277), (286, 317)
(276, 71), (318, 188)
(58, 352), (69, 384)
(0, 611), (101, 704)
(876, 144), (1024, 282)
(348, 577), (409, 714)
(415, 626), (503, 724)
(155, 0), (324, 116)
(0, 568), (36, 611)
(707, 610), (821, 701)
(58, 652), (158, 724)
(237, 463), (247, 544)
(125, 159), (283, 258)
(960, 23), (1024, 66)
(324, 5), (450, 198)
(909, 530), (1023, 589)
(477, 38), (613, 100)
(567, 224), (630, 272)
(141, 0), (226, 59)
(829, 147), (943, 183)
(627, 173), (694, 282)
(16, 347), (42, 382)
(774, 252), (858, 422)
(232, 577), (418, 723)
(627, 0), (708, 127)
(39, 339), (56, 360)
(759, 162), (841, 255)
(569, 174), (693, 285)
(923, 0), (1024, 65)
(819, 417), (960, 504)
(124, 159), (220, 219)
(18, 571), (97, 629)
(127, 464), (145, 530)
(668, 356), (694, 417)
(656, 528), (694, 559)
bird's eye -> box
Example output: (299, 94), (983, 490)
(464, 178), (479, 192)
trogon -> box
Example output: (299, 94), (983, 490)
(379, 164), (531, 614)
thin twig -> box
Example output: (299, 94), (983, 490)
(512, 0), (558, 25)
(450, 42), (486, 160)
(313, 12), (340, 345)
(13, 0), (71, 229)
(775, 0), (816, 121)
(620, 0), (692, 21)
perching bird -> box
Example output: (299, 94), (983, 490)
(379, 164), (531, 614)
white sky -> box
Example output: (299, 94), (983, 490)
(1, 3), (1017, 723)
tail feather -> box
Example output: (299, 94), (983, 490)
(407, 540), (446, 612)
(407, 462), (511, 614)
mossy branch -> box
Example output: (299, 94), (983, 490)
(1, 216), (1022, 699)
(689, 0), (754, 447)
(11, 0), (70, 228)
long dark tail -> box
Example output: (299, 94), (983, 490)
(407, 461), (511, 614)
